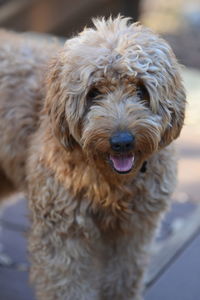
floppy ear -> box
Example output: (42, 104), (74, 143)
(159, 77), (186, 149)
(44, 55), (75, 149)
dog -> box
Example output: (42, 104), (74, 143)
(0, 17), (186, 299)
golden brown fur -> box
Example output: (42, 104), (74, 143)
(0, 17), (186, 299)
(0, 30), (59, 193)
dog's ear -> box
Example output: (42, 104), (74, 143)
(159, 78), (186, 149)
(44, 55), (75, 149)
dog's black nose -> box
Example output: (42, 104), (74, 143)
(110, 132), (134, 152)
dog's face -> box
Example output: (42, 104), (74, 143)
(45, 17), (186, 176)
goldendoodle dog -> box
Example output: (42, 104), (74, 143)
(0, 17), (186, 300)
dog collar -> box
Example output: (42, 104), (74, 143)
(140, 161), (147, 173)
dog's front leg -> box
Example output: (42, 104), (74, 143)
(28, 174), (101, 300)
(29, 219), (101, 300)
(100, 238), (147, 300)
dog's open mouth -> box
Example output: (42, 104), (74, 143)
(109, 154), (134, 174)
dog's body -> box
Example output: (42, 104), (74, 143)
(0, 31), (59, 195)
(0, 18), (185, 300)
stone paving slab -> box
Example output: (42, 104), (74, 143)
(0, 268), (35, 300)
(146, 232), (200, 300)
(1, 196), (29, 231)
(2, 225), (28, 265)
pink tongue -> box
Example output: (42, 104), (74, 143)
(110, 155), (134, 172)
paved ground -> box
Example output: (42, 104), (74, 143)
(0, 197), (35, 300)
(0, 68), (199, 300)
(146, 233), (200, 300)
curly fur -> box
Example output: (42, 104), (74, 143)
(0, 17), (186, 300)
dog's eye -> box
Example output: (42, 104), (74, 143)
(137, 85), (150, 101)
(87, 88), (101, 99)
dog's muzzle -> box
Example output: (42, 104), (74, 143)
(109, 132), (135, 174)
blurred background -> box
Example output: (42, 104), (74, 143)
(0, 1), (200, 300)
(0, 0), (199, 69)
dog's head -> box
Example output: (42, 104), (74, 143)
(45, 17), (186, 176)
